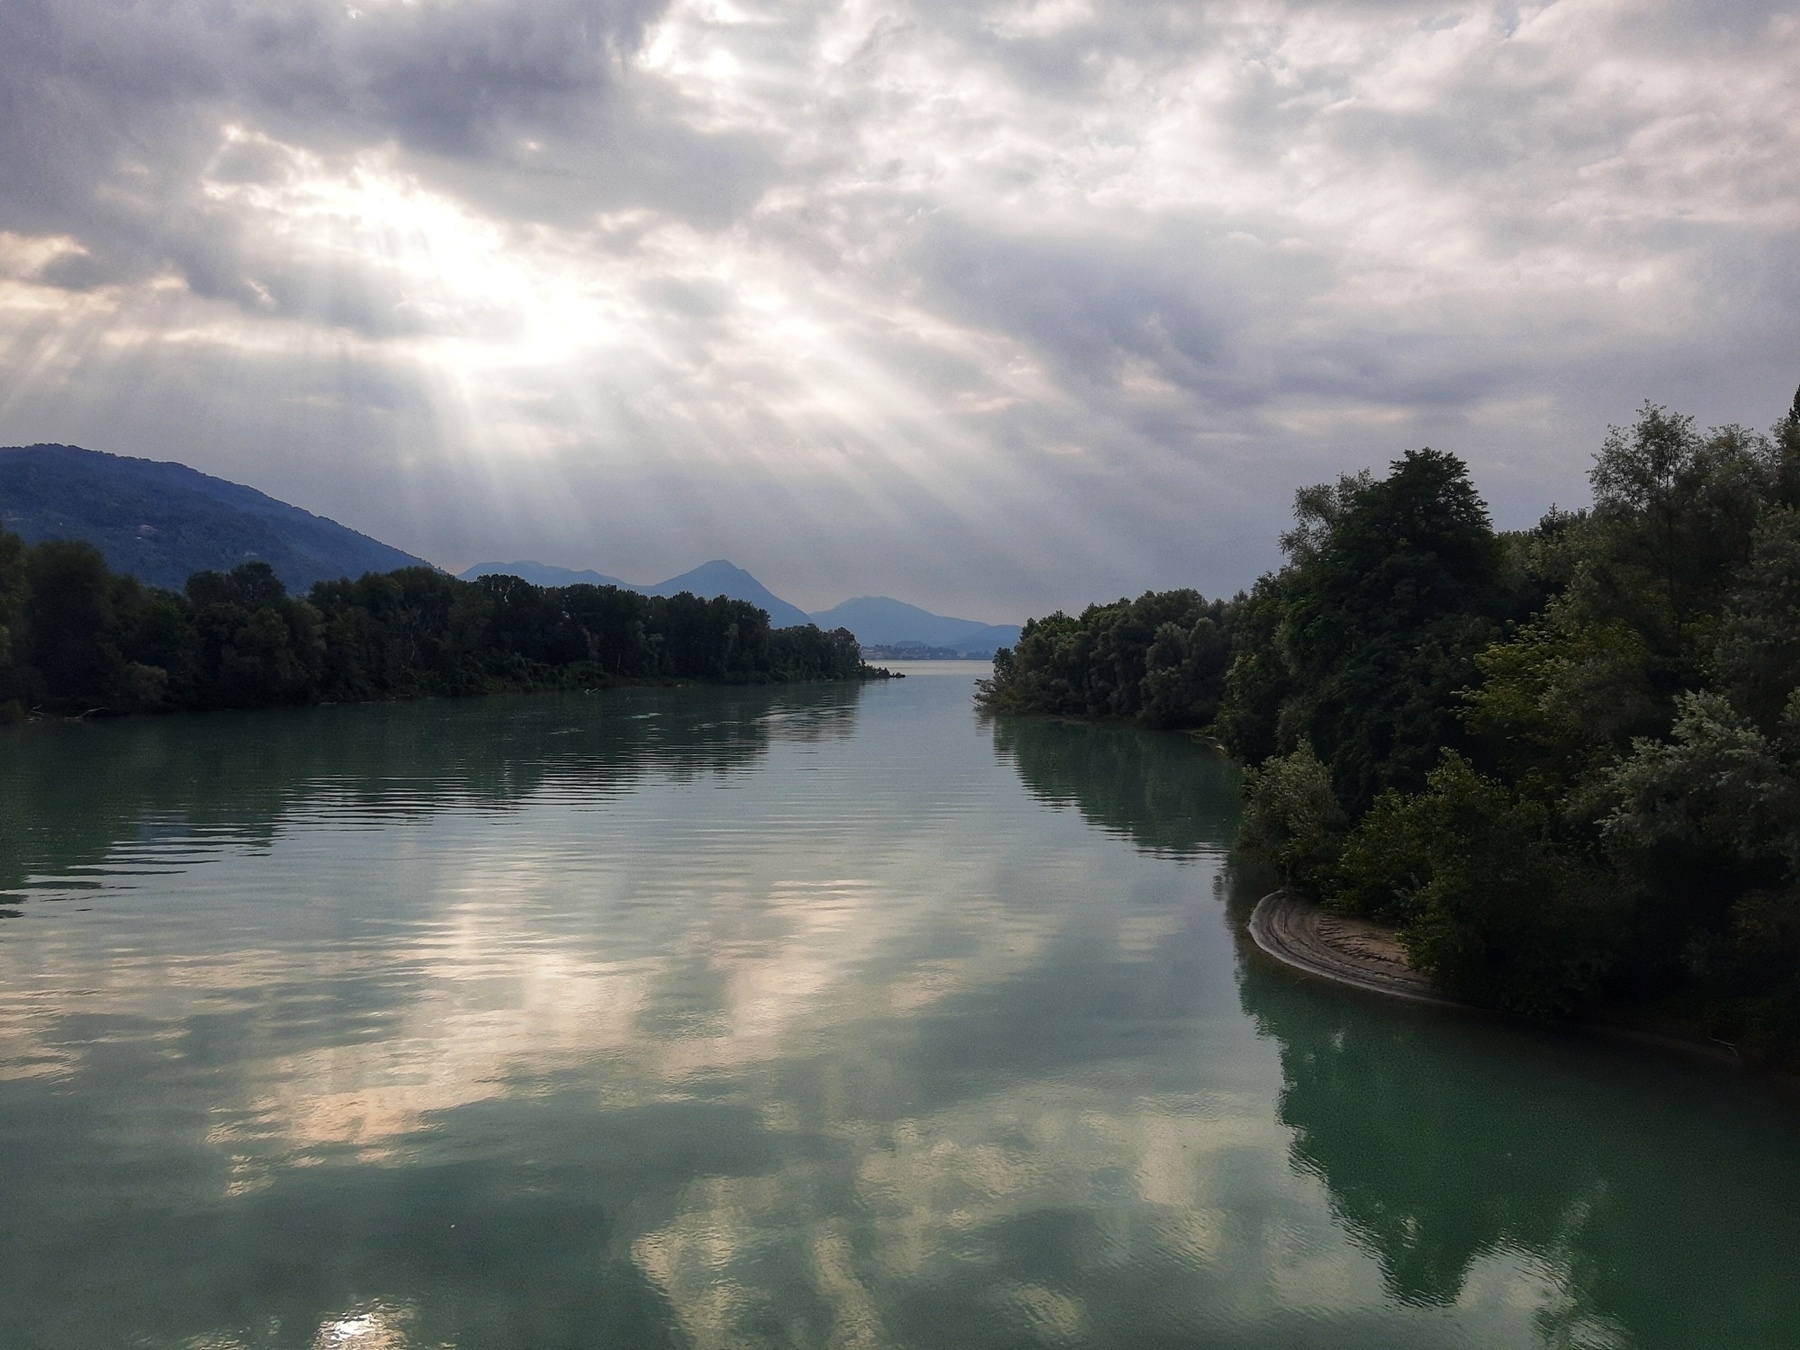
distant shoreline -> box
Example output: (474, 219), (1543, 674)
(860, 646), (994, 661)
(6, 668), (900, 727)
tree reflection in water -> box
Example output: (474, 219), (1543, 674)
(0, 683), (862, 903)
(1239, 959), (1800, 1347)
(988, 714), (1241, 858)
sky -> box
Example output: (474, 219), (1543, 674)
(0, 0), (1796, 621)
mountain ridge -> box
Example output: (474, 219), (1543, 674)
(643, 561), (813, 629)
(457, 558), (812, 628)
(0, 446), (1019, 647)
(461, 562), (1020, 651)
(0, 444), (433, 593)
(459, 560), (629, 589)
(807, 596), (1021, 653)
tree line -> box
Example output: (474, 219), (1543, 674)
(979, 393), (1800, 1061)
(0, 535), (876, 717)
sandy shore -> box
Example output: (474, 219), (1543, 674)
(1246, 890), (1773, 1077)
(1247, 890), (1459, 1006)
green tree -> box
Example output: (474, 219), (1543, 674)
(0, 530), (25, 670)
(977, 590), (1232, 727)
(22, 540), (128, 708)
(1238, 742), (1347, 894)
(1239, 448), (1510, 813)
(1461, 600), (1657, 785)
(1336, 755), (1623, 1018)
(1577, 405), (1771, 669)
(1211, 576), (1291, 763)
(1599, 691), (1800, 881)
(1714, 508), (1800, 730)
(187, 564), (324, 707)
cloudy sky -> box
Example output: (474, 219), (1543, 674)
(0, 0), (1796, 618)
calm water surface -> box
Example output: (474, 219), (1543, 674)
(2, 663), (1797, 1349)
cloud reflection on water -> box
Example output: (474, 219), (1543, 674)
(0, 680), (1795, 1348)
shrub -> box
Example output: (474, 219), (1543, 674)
(1238, 742), (1347, 894)
(1333, 753), (1625, 1018)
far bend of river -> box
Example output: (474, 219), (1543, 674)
(2, 663), (1798, 1350)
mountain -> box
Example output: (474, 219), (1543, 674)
(457, 557), (813, 629)
(807, 596), (1022, 654)
(641, 561), (813, 629)
(0, 444), (434, 593)
(457, 562), (1024, 648)
(459, 560), (628, 589)
(0, 448), (1020, 646)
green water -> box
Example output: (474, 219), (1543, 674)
(1, 664), (1796, 1349)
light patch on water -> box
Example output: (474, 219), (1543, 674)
(2, 683), (1795, 1347)
(310, 1302), (419, 1350)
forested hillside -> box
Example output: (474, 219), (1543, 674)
(980, 394), (1800, 1061)
(0, 444), (431, 591)
(0, 534), (874, 717)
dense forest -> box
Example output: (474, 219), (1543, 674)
(980, 394), (1800, 1061)
(0, 532), (875, 718)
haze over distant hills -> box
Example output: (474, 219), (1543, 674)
(647, 561), (814, 629)
(0, 444), (432, 593)
(0, 445), (1021, 651)
(460, 559), (812, 628)
(808, 597), (1021, 654)
(463, 561), (1020, 652)
(459, 560), (630, 590)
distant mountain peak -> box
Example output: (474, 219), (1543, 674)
(807, 595), (1020, 654)
(455, 558), (1025, 650)
(456, 557), (813, 629)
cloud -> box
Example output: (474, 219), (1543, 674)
(1, 0), (1797, 617)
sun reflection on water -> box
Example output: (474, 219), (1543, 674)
(309, 1303), (417, 1350)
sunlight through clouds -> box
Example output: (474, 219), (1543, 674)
(0, 0), (1796, 615)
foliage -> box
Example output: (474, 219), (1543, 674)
(1215, 448), (1513, 815)
(1237, 742), (1346, 894)
(976, 589), (1231, 728)
(0, 528), (24, 667)
(1210, 576), (1290, 764)
(1460, 601), (1657, 784)
(1259, 405), (1800, 1040)
(1576, 407), (1770, 667)
(1600, 691), (1800, 871)
(1335, 754), (1624, 1018)
(991, 394), (1800, 1049)
(1714, 508), (1800, 730)
(0, 535), (876, 716)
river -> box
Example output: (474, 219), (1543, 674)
(1, 662), (1795, 1349)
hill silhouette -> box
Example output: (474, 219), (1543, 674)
(459, 560), (629, 589)
(459, 558), (813, 628)
(0, 444), (432, 593)
(458, 562), (1021, 649)
(808, 596), (1020, 654)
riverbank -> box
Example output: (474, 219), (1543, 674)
(1246, 890), (1781, 1080)
(1247, 889), (1457, 1006)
